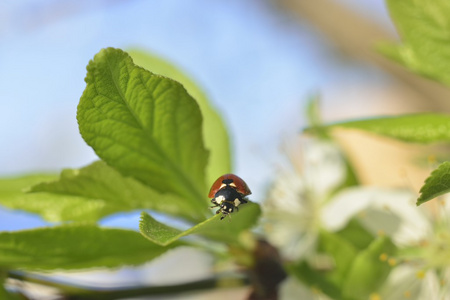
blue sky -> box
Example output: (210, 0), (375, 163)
(0, 0), (394, 230)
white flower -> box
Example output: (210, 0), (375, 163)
(262, 138), (347, 260)
(321, 186), (428, 246)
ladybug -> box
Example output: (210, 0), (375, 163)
(209, 174), (251, 220)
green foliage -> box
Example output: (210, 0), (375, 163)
(341, 236), (396, 299)
(336, 218), (374, 250)
(318, 230), (358, 288)
(380, 0), (450, 86)
(0, 286), (22, 300)
(140, 201), (261, 246)
(78, 48), (209, 214)
(0, 174), (107, 222)
(417, 161), (450, 205)
(0, 174), (56, 194)
(288, 261), (342, 300)
(0, 224), (177, 271)
(0, 47), (252, 282)
(305, 94), (328, 139)
(29, 161), (203, 222)
(290, 220), (394, 300)
(0, 47), (261, 282)
(375, 0), (450, 207)
(128, 49), (232, 187)
(139, 212), (187, 246)
(321, 113), (450, 144)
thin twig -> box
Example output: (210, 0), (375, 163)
(8, 271), (249, 300)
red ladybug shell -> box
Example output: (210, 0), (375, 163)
(208, 174), (252, 198)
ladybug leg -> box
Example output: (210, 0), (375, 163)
(210, 199), (221, 209)
(220, 212), (230, 220)
(220, 207), (229, 220)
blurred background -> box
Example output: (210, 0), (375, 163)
(2, 0), (450, 298)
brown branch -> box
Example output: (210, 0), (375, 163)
(247, 240), (287, 300)
(7, 271), (249, 300)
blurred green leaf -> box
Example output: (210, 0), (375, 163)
(321, 113), (450, 144)
(0, 289), (14, 300)
(0, 286), (22, 300)
(29, 161), (204, 222)
(417, 161), (450, 205)
(318, 230), (357, 287)
(0, 224), (177, 271)
(0, 174), (108, 222)
(336, 218), (375, 250)
(0, 175), (56, 194)
(129, 49), (232, 186)
(289, 226), (386, 300)
(78, 48), (209, 213)
(305, 94), (328, 139)
(288, 261), (342, 300)
(140, 202), (261, 246)
(380, 0), (450, 86)
(342, 236), (396, 299)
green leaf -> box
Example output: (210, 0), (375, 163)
(342, 236), (396, 299)
(381, 0), (450, 86)
(318, 230), (358, 287)
(289, 227), (385, 300)
(0, 174), (106, 222)
(0, 174), (56, 197)
(0, 271), (22, 300)
(288, 261), (342, 300)
(77, 47), (209, 211)
(0, 286), (22, 300)
(321, 113), (450, 144)
(0, 224), (177, 271)
(336, 218), (375, 250)
(128, 49), (232, 186)
(140, 202), (261, 246)
(417, 161), (450, 205)
(29, 161), (204, 222)
(305, 94), (326, 138)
